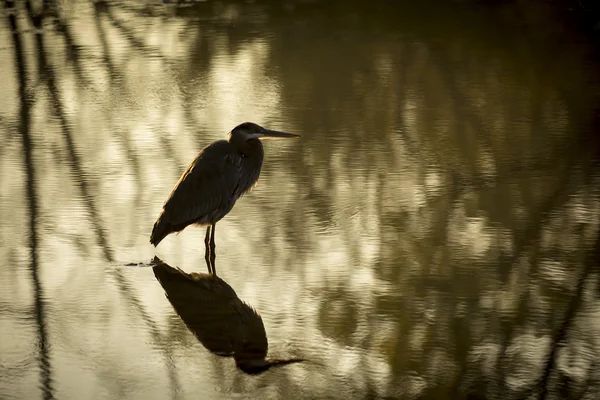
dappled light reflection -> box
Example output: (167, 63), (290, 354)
(1, 0), (600, 399)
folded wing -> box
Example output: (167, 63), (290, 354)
(150, 140), (243, 246)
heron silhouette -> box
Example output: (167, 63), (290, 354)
(150, 122), (300, 271)
(152, 256), (304, 374)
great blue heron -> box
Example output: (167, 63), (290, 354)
(150, 122), (300, 269)
(152, 256), (304, 374)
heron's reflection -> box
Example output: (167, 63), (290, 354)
(152, 256), (303, 374)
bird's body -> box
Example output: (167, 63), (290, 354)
(150, 122), (300, 269)
(150, 140), (262, 246)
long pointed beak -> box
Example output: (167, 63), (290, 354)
(258, 129), (301, 139)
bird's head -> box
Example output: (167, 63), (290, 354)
(229, 122), (301, 142)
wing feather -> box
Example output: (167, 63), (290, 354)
(150, 141), (242, 245)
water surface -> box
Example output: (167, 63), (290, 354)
(1, 1), (600, 399)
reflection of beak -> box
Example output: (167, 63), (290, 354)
(236, 357), (304, 375)
(258, 129), (302, 140)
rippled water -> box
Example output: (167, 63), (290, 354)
(1, 1), (600, 399)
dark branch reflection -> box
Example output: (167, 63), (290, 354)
(537, 230), (600, 400)
(8, 1), (55, 398)
(31, 10), (115, 264)
(152, 257), (304, 375)
(1, 0), (600, 398)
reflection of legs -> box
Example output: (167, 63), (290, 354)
(209, 223), (216, 275)
(204, 226), (213, 274)
(204, 256), (213, 275)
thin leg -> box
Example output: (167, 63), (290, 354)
(209, 252), (216, 275)
(209, 223), (216, 275)
(204, 226), (212, 274)
(204, 255), (213, 275)
(210, 223), (216, 252)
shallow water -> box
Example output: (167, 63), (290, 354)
(1, 1), (600, 399)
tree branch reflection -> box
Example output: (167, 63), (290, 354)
(25, 3), (183, 395)
(8, 1), (55, 398)
(1, 1), (599, 398)
(537, 231), (600, 400)
(30, 5), (115, 264)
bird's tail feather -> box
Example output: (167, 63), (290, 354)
(150, 213), (170, 247)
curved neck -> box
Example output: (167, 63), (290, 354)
(228, 136), (265, 194)
(230, 136), (264, 159)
